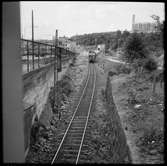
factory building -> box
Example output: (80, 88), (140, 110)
(132, 14), (158, 33)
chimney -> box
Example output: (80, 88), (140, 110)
(132, 14), (135, 32)
(132, 14), (135, 24)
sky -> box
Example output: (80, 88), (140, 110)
(20, 1), (165, 40)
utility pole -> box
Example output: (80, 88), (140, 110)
(32, 10), (34, 70)
(56, 30), (58, 81)
(53, 29), (59, 115)
(95, 38), (97, 50)
(53, 30), (58, 101)
(54, 30), (58, 89)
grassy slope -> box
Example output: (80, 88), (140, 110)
(101, 54), (164, 164)
(96, 53), (164, 164)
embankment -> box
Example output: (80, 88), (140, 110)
(104, 74), (132, 163)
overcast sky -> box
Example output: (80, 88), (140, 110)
(20, 1), (165, 39)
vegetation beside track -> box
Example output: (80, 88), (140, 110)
(26, 48), (89, 163)
(97, 55), (164, 164)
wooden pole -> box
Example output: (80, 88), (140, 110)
(55, 30), (58, 81)
(32, 10), (34, 70)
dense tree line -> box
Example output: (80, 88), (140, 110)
(70, 19), (164, 56)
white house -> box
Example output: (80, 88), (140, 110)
(97, 44), (105, 54)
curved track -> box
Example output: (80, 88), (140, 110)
(51, 63), (96, 164)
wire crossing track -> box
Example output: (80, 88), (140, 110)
(51, 63), (96, 164)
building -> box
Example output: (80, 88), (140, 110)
(97, 44), (105, 54)
(132, 14), (158, 33)
(58, 36), (77, 52)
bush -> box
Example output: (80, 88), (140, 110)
(144, 58), (157, 72)
(123, 33), (148, 64)
(108, 71), (117, 77)
(127, 89), (137, 105)
(57, 75), (73, 97)
(114, 64), (131, 75)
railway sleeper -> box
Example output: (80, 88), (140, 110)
(73, 116), (87, 120)
(74, 116), (87, 119)
(62, 148), (80, 153)
(70, 124), (86, 128)
(71, 124), (85, 129)
(67, 139), (82, 144)
(66, 136), (83, 140)
(78, 159), (92, 164)
(57, 158), (76, 163)
(61, 152), (78, 159)
(69, 128), (85, 132)
(78, 154), (91, 160)
(67, 130), (84, 134)
(66, 131), (84, 135)
(73, 117), (87, 120)
(71, 121), (86, 124)
(62, 150), (79, 156)
(62, 144), (80, 150)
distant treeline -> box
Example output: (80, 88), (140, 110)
(70, 29), (163, 56)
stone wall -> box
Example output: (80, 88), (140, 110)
(105, 74), (132, 163)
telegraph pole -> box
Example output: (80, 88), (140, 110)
(54, 30), (58, 89)
(32, 10), (34, 70)
(53, 30), (58, 101)
(56, 30), (58, 81)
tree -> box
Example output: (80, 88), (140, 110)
(116, 30), (122, 38)
(123, 33), (148, 64)
(151, 15), (164, 48)
(122, 30), (130, 41)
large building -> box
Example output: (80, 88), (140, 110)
(58, 37), (77, 52)
(132, 14), (158, 33)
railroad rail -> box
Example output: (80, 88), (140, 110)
(51, 63), (96, 164)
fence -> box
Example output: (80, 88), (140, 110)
(21, 39), (76, 74)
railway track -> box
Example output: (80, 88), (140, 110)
(51, 63), (96, 164)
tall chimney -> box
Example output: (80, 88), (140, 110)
(132, 14), (135, 24)
(132, 14), (135, 32)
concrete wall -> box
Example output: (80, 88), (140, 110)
(23, 60), (71, 153)
(23, 64), (54, 122)
(23, 64), (55, 152)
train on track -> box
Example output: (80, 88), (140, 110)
(88, 50), (97, 63)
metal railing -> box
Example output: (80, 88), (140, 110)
(21, 38), (75, 74)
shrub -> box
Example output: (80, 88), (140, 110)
(123, 33), (148, 64)
(114, 64), (131, 75)
(127, 89), (137, 104)
(57, 76), (73, 97)
(108, 71), (117, 77)
(144, 58), (157, 72)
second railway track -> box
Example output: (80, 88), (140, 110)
(51, 63), (96, 164)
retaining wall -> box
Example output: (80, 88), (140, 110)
(23, 61), (71, 152)
(105, 74), (132, 163)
